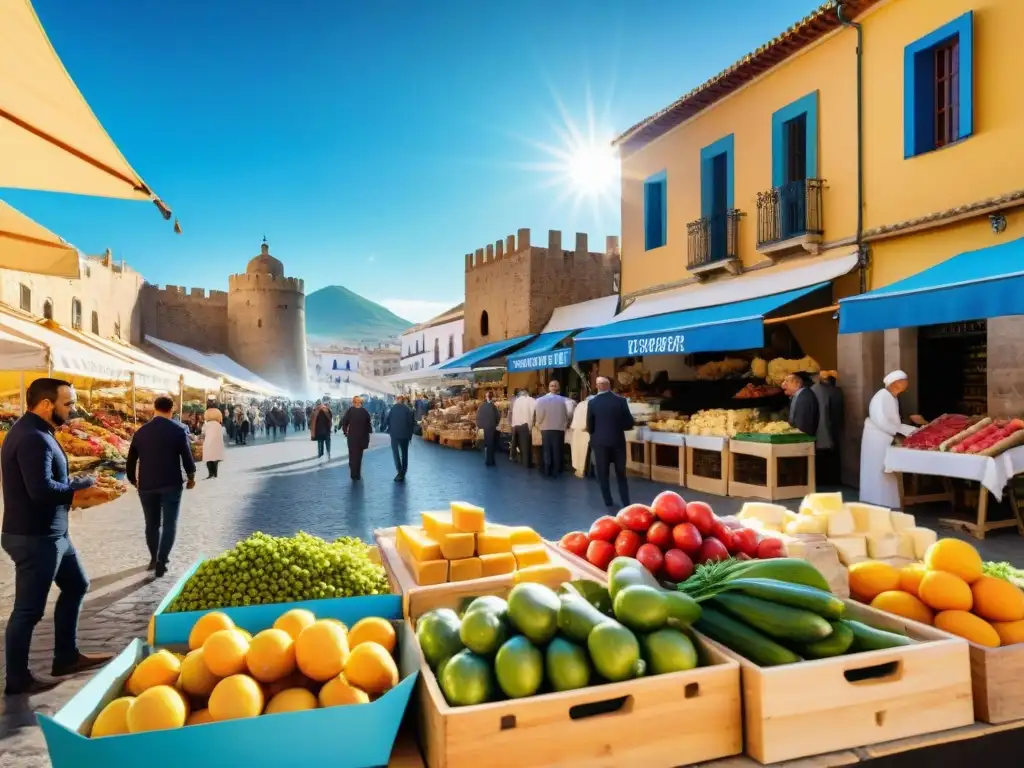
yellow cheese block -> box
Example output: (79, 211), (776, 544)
(395, 525), (442, 562)
(508, 526), (542, 546)
(421, 510), (457, 541)
(512, 544), (549, 569)
(479, 552), (516, 576)
(450, 501), (486, 532)
(449, 556), (484, 582)
(439, 532), (476, 560)
(514, 564), (572, 585)
(476, 527), (513, 555)
(397, 544), (448, 585)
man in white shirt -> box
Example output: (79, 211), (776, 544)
(859, 370), (921, 507)
(534, 381), (569, 476)
(510, 389), (536, 469)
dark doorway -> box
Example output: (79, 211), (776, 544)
(709, 153), (728, 262)
(781, 113), (808, 239)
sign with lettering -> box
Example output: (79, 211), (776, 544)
(625, 333), (685, 356)
(507, 347), (572, 371)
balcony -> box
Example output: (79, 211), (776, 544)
(687, 210), (742, 278)
(756, 179), (824, 258)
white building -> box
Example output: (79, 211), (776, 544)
(307, 344), (362, 377)
(399, 303), (464, 373)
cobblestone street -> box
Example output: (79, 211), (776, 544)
(3, 432), (1024, 765)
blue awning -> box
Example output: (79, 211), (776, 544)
(573, 283), (829, 361)
(506, 331), (575, 371)
(440, 333), (536, 370)
(839, 236), (1024, 334)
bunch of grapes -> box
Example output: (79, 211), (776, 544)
(166, 531), (390, 613)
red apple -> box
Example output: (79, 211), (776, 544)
(650, 491), (688, 526)
(731, 528), (759, 558)
(757, 538), (785, 559)
(589, 515), (622, 543)
(559, 531), (589, 559)
(671, 522), (702, 555)
(635, 543), (665, 574)
(686, 501), (715, 536)
(645, 520), (673, 550)
(662, 549), (695, 582)
(616, 504), (654, 533)
(613, 529), (644, 558)
(696, 537), (730, 564)
(586, 539), (616, 570)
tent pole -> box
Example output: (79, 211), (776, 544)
(19, 372), (26, 414)
(130, 373), (137, 424)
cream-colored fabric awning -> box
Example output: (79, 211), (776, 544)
(0, 0), (170, 218)
(0, 199), (80, 278)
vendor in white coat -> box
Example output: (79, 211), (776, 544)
(570, 395), (591, 478)
(201, 408), (226, 479)
(859, 370), (922, 507)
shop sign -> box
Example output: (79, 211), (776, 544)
(508, 347), (571, 371)
(625, 333), (685, 356)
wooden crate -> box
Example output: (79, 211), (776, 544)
(541, 540), (608, 582)
(649, 439), (685, 486)
(408, 580), (742, 768)
(686, 441), (730, 496)
(700, 599), (974, 764)
(727, 439), (815, 501)
(626, 438), (651, 478)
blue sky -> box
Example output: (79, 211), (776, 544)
(6, 0), (822, 321)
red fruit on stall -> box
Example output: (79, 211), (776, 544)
(686, 501), (715, 536)
(757, 538), (785, 559)
(662, 549), (695, 582)
(646, 521), (673, 550)
(589, 516), (622, 543)
(710, 519), (736, 553)
(559, 531), (589, 559)
(614, 529), (644, 558)
(732, 527), (759, 558)
(671, 523), (702, 556)
(616, 504), (654, 533)
(650, 491), (688, 526)
(636, 543), (665, 574)
(696, 537), (730, 564)
(586, 539), (616, 570)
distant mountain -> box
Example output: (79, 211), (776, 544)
(305, 285), (412, 345)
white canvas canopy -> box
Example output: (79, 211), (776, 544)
(0, 311), (133, 381)
(146, 336), (288, 397)
(0, 327), (46, 370)
(0, 200), (80, 278)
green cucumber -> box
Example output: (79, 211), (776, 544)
(722, 578), (845, 620)
(695, 607), (801, 667)
(724, 558), (831, 592)
(557, 591), (617, 643)
(800, 621), (855, 658)
(710, 593), (833, 643)
(843, 620), (915, 652)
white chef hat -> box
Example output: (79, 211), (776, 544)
(883, 370), (908, 386)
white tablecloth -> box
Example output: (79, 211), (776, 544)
(685, 434), (728, 452)
(884, 445), (1024, 501)
(647, 431), (686, 446)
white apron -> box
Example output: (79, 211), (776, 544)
(201, 420), (226, 462)
(858, 389), (915, 508)
(570, 399), (590, 478)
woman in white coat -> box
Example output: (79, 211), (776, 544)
(859, 370), (918, 507)
(201, 407), (226, 478)
(570, 395), (591, 478)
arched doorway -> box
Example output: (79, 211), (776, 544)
(480, 310), (489, 337)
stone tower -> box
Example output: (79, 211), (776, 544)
(227, 239), (308, 393)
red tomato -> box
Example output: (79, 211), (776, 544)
(588, 515), (622, 543)
(635, 543), (665, 574)
(696, 537), (730, 564)
(558, 531), (589, 559)
(662, 549), (695, 582)
(613, 529), (644, 558)
(709, 520), (736, 553)
(731, 528), (760, 558)
(586, 539), (616, 570)
(646, 521), (673, 550)
(757, 538), (785, 559)
(650, 491), (688, 526)
(671, 523), (702, 555)
(616, 504), (654, 533)
(686, 501), (715, 536)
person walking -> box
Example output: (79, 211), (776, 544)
(201, 407), (226, 478)
(342, 396), (373, 480)
(1, 378), (112, 696)
(586, 377), (634, 508)
(310, 399), (333, 461)
(534, 381), (569, 476)
(570, 393), (592, 478)
(510, 389), (536, 468)
(476, 390), (500, 467)
(387, 395), (415, 481)
(126, 396), (197, 578)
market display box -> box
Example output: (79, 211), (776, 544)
(685, 436), (729, 496)
(625, 437), (651, 478)
(541, 540), (608, 583)
(647, 433), (685, 486)
(407, 579), (742, 768)
(39, 594), (419, 768)
(699, 599), (974, 764)
(727, 438), (815, 501)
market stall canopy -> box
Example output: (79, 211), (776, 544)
(543, 295), (620, 333)
(0, 326), (46, 370)
(0, 0), (172, 221)
(573, 283), (831, 361)
(99, 338), (221, 392)
(0, 309), (132, 380)
(146, 336), (288, 397)
(505, 295), (620, 373)
(0, 200), (80, 278)
(839, 235), (1024, 334)
(439, 333), (536, 371)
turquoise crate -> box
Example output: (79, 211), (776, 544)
(38, 592), (418, 768)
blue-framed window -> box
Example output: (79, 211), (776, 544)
(904, 11), (974, 158)
(644, 171), (667, 251)
(700, 135), (735, 217)
(772, 91), (819, 188)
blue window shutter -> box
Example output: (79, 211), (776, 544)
(700, 135), (735, 216)
(644, 171), (667, 251)
(958, 11), (974, 141)
(772, 91), (819, 187)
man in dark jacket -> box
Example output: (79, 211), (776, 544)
(1, 378), (110, 696)
(310, 400), (333, 460)
(476, 391), (500, 467)
(342, 396), (373, 481)
(387, 395), (415, 481)
(782, 372), (820, 437)
(586, 377), (635, 508)
(126, 396), (197, 578)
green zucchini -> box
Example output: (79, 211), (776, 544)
(557, 592), (618, 644)
(710, 593), (833, 643)
(843, 620), (915, 652)
(724, 558), (831, 592)
(721, 578), (845, 620)
(695, 607), (801, 667)
(800, 621), (855, 658)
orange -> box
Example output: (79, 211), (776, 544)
(923, 538), (983, 584)
(178, 649), (220, 698)
(899, 563), (928, 598)
(208, 674), (265, 721)
(848, 561), (901, 602)
(246, 629), (296, 682)
(273, 609), (317, 641)
(971, 575), (1024, 623)
(934, 610), (1000, 648)
(90, 696), (134, 738)
(295, 620), (350, 681)
(992, 619), (1024, 646)
(265, 687), (318, 715)
(125, 649), (181, 696)
(202, 629), (250, 677)
(343, 641), (399, 694)
(870, 590), (934, 625)
(126, 685), (187, 733)
(188, 612), (235, 651)
(318, 673), (370, 707)
(918, 570), (973, 612)
(347, 617), (397, 654)
(186, 708), (214, 726)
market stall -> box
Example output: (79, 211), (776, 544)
(147, 335), (288, 399)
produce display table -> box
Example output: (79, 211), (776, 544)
(728, 438), (815, 501)
(647, 430), (685, 485)
(626, 427), (651, 478)
(885, 446), (1024, 539)
(686, 435), (729, 495)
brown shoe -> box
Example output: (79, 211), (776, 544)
(52, 652), (114, 677)
(5, 673), (62, 696)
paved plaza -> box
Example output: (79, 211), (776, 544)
(2, 433), (1023, 764)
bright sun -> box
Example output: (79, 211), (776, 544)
(566, 141), (619, 195)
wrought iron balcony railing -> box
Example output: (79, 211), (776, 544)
(687, 210), (741, 270)
(756, 179), (824, 248)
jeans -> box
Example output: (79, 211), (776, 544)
(593, 444), (630, 507)
(482, 428), (498, 466)
(139, 489), (183, 566)
(514, 424), (533, 468)
(206, 460), (220, 478)
(391, 437), (410, 476)
(541, 430), (565, 476)
(2, 533), (89, 685)
(316, 435), (331, 458)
